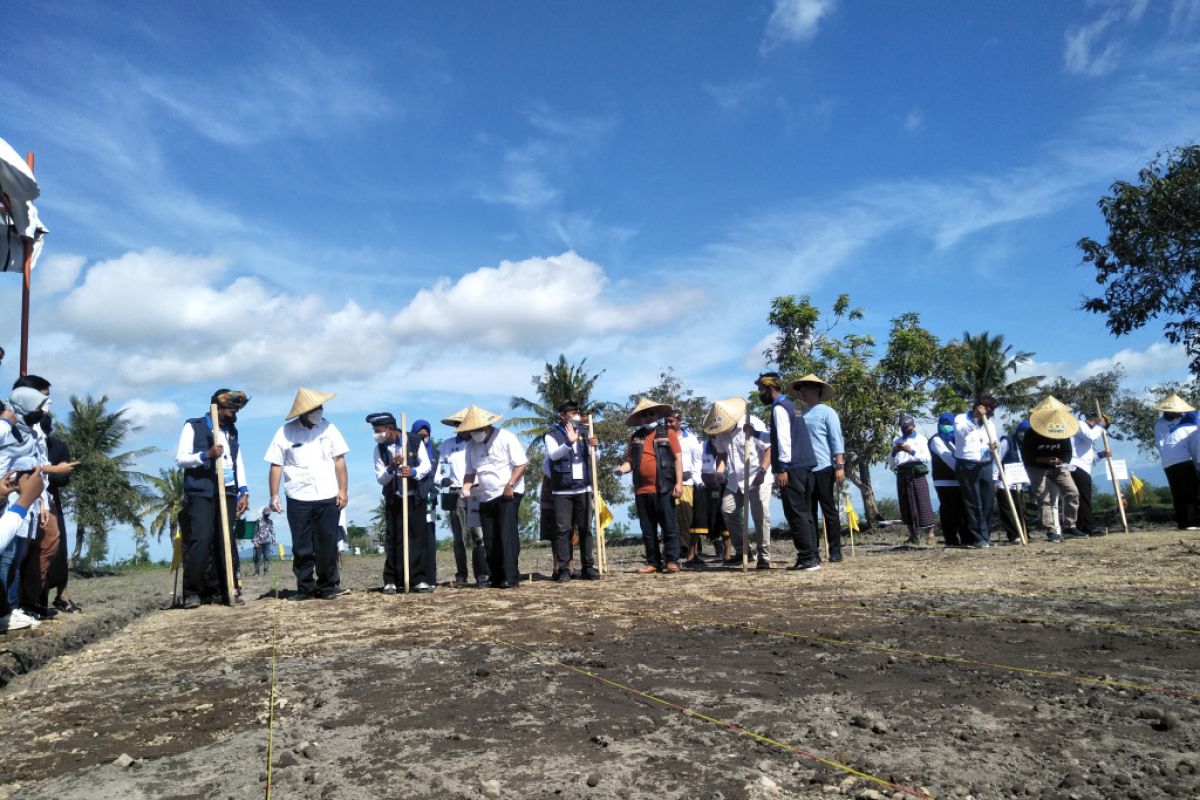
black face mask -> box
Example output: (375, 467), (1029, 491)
(25, 409), (45, 426)
(757, 390), (772, 404)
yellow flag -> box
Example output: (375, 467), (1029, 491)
(170, 529), (183, 572)
(597, 493), (613, 539)
(277, 543), (286, 560)
(1129, 473), (1146, 506)
(844, 496), (860, 534)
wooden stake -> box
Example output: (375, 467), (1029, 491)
(742, 409), (751, 573)
(587, 415), (606, 575)
(19, 151), (34, 377)
(401, 413), (410, 593)
(210, 404), (237, 605)
(1095, 400), (1130, 535)
(983, 415), (1028, 545)
(821, 515), (830, 562)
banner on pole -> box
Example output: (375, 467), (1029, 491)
(1105, 459), (1129, 481)
(1003, 463), (1029, 487)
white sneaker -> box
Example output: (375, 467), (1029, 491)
(414, 582), (432, 592)
(382, 583), (398, 595)
(1, 610), (38, 631)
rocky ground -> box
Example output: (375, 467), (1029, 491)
(1, 526), (1199, 800)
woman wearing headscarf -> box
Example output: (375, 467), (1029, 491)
(1153, 394), (1200, 530)
(889, 415), (935, 545)
(928, 412), (966, 546)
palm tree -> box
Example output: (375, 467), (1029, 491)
(144, 468), (185, 543)
(947, 332), (1043, 410)
(58, 395), (156, 565)
(506, 354), (610, 442)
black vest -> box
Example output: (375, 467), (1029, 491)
(182, 417), (240, 497)
(768, 396), (805, 472)
(629, 423), (676, 494)
(546, 423), (592, 492)
(378, 438), (438, 503)
(929, 435), (956, 482)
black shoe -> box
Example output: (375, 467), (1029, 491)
(500, 580), (519, 589)
(1088, 529), (1107, 537)
(1064, 528), (1089, 539)
(183, 595), (202, 609)
(53, 598), (82, 614)
(580, 568), (601, 580)
(722, 556), (743, 566)
(320, 587), (350, 599)
(552, 570), (571, 583)
(476, 577), (490, 589)
(290, 591), (318, 601)
(828, 552), (843, 563)
(453, 576), (467, 588)
(756, 560), (771, 570)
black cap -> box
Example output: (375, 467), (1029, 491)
(365, 412), (397, 428)
(557, 399), (580, 414)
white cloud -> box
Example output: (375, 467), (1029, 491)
(36, 253), (85, 295)
(1078, 342), (1188, 379)
(902, 108), (925, 133)
(703, 78), (769, 113)
(1064, 13), (1121, 76)
(762, 0), (836, 53)
(119, 398), (183, 435)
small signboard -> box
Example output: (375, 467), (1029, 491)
(1002, 463), (1029, 487)
(1105, 459), (1129, 481)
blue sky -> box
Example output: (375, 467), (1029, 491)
(2, 0), (1197, 558)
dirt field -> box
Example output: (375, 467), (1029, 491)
(2, 527), (1199, 800)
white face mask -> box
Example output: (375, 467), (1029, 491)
(304, 408), (324, 426)
(373, 431), (390, 444)
(569, 415), (582, 424)
(471, 430), (488, 443)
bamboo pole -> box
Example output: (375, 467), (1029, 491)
(401, 413), (410, 593)
(840, 490), (855, 558)
(19, 151), (33, 377)
(820, 516), (829, 562)
(210, 404), (237, 605)
(742, 410), (751, 573)
(588, 414), (606, 575)
(983, 414), (1028, 545)
(1095, 400), (1130, 534)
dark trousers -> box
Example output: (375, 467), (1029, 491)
(479, 493), (522, 585)
(253, 544), (272, 574)
(286, 497), (341, 596)
(996, 488), (1025, 542)
(635, 491), (680, 568)
(45, 502), (69, 597)
(780, 466), (819, 564)
(181, 492), (239, 602)
(384, 495), (437, 589)
(955, 460), (994, 546)
(1071, 469), (1096, 534)
(1164, 461), (1199, 529)
(552, 492), (593, 571)
(934, 485), (967, 546)
(810, 466), (843, 557)
(446, 493), (488, 581)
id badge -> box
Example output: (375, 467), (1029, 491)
(572, 460), (584, 481)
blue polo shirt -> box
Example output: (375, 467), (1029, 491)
(802, 403), (844, 471)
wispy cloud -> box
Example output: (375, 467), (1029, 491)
(761, 0), (837, 53)
(1063, 0), (1168, 77)
(902, 108), (925, 134)
(703, 78), (769, 113)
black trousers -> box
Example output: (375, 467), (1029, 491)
(181, 492), (239, 602)
(384, 495), (437, 589)
(446, 493), (488, 581)
(635, 491), (680, 568)
(934, 485), (967, 546)
(1164, 461), (1199, 529)
(996, 488), (1025, 542)
(479, 493), (522, 585)
(955, 459), (994, 546)
(1070, 469), (1096, 534)
(286, 497), (341, 596)
(552, 492), (594, 571)
(810, 466), (843, 557)
(780, 466), (818, 564)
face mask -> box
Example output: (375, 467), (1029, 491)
(471, 430), (488, 443)
(757, 390), (772, 404)
(569, 415), (582, 424)
(901, 427), (915, 437)
(1164, 412), (1181, 421)
(304, 409), (324, 426)
(373, 432), (390, 444)
(25, 409), (44, 426)
(938, 424), (954, 435)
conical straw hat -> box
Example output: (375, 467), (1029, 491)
(441, 407), (470, 427)
(1030, 395), (1070, 413)
(1029, 407), (1080, 440)
(788, 373), (834, 401)
(1153, 393), (1195, 413)
(286, 387), (336, 420)
(456, 405), (503, 433)
(702, 397), (748, 435)
(625, 397), (672, 427)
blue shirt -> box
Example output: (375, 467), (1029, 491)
(802, 403), (844, 471)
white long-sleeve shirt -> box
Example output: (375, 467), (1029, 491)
(771, 402), (792, 466)
(1070, 423), (1106, 472)
(953, 413), (997, 462)
(712, 415), (772, 494)
(175, 419), (248, 494)
(929, 435), (958, 488)
(888, 432), (931, 470)
(439, 436), (469, 488)
(374, 437), (432, 498)
(1156, 417), (1200, 469)
(679, 429), (704, 486)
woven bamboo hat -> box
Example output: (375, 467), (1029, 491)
(456, 405), (503, 433)
(1029, 406), (1080, 440)
(441, 407), (470, 427)
(286, 387), (335, 420)
(1153, 393), (1195, 413)
(702, 397), (748, 435)
(625, 397), (672, 427)
(1030, 395), (1070, 413)
(788, 373), (835, 401)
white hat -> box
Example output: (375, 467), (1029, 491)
(702, 397), (748, 435)
(286, 387), (335, 420)
(456, 405), (504, 433)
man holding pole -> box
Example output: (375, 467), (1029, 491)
(439, 409), (489, 588)
(543, 400), (600, 581)
(614, 398), (682, 574)
(265, 388), (350, 600)
(706, 398), (773, 569)
(1021, 400), (1085, 542)
(175, 389), (250, 608)
(792, 374), (846, 563)
(953, 396), (1000, 548)
(368, 412), (436, 593)
(1069, 409), (1111, 537)
(754, 373), (820, 571)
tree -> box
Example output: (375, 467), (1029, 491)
(628, 368), (710, 434)
(764, 295), (958, 525)
(143, 468), (185, 552)
(1080, 145), (1200, 374)
(58, 395), (154, 565)
(942, 331), (1042, 411)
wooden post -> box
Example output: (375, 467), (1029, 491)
(742, 409), (751, 573)
(19, 151), (33, 377)
(983, 415), (1028, 545)
(587, 415), (606, 575)
(821, 516), (830, 562)
(210, 404), (237, 605)
(401, 413), (410, 593)
(1095, 400), (1130, 535)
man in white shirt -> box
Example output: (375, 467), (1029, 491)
(265, 388), (350, 600)
(889, 414), (935, 546)
(544, 400), (600, 582)
(953, 396), (999, 548)
(368, 412), (435, 594)
(461, 406), (528, 589)
(175, 389), (250, 608)
(439, 409), (488, 588)
(667, 409), (706, 568)
(1152, 393), (1200, 530)
(1069, 410), (1111, 537)
(710, 406), (773, 568)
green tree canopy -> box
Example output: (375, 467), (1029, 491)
(942, 331), (1042, 410)
(1080, 144), (1200, 374)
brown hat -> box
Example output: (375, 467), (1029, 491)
(702, 397), (748, 435)
(625, 397), (672, 427)
(1030, 395), (1070, 414)
(286, 387), (335, 420)
(456, 405), (503, 433)
(1153, 393), (1195, 413)
(789, 373), (834, 401)
(441, 407), (470, 427)
(1029, 407), (1080, 440)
